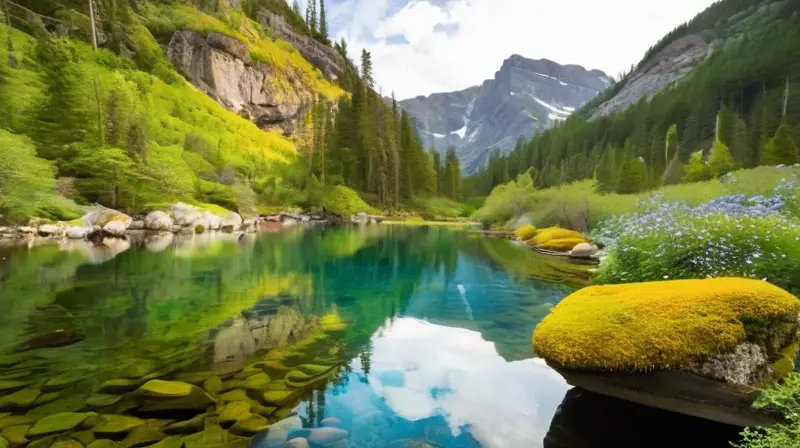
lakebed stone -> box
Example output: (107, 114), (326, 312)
(250, 416), (301, 446)
(136, 384), (214, 412)
(284, 438), (310, 448)
(92, 415), (144, 435)
(138, 380), (193, 398)
(0, 387), (40, 410)
(229, 415), (268, 436)
(219, 402), (251, 426)
(27, 412), (91, 437)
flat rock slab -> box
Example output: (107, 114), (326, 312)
(138, 380), (193, 398)
(92, 415), (144, 435)
(28, 412), (92, 437)
(553, 367), (779, 427)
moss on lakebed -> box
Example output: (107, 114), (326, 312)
(532, 278), (800, 372)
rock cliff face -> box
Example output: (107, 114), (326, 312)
(591, 35), (709, 119)
(256, 9), (345, 82)
(167, 30), (312, 135)
(400, 56), (610, 174)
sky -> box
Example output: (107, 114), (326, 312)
(297, 0), (718, 100)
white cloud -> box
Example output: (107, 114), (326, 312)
(330, 0), (718, 99)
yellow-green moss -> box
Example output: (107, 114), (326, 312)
(514, 225), (537, 241)
(532, 278), (800, 372)
(531, 227), (588, 252)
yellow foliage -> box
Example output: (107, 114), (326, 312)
(514, 225), (538, 241)
(532, 278), (800, 372)
(531, 227), (588, 252)
(319, 312), (347, 332)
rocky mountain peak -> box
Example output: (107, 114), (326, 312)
(400, 55), (610, 174)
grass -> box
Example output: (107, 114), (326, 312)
(532, 278), (800, 372)
(475, 166), (799, 231)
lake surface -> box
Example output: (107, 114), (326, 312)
(0, 226), (741, 447)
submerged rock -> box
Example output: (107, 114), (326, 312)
(219, 402), (251, 426)
(283, 438), (310, 448)
(27, 412), (92, 437)
(249, 415), (302, 446)
(137, 380), (193, 398)
(532, 277), (800, 426)
(229, 415), (269, 436)
(136, 384), (214, 412)
(92, 415), (144, 435)
(0, 387), (41, 410)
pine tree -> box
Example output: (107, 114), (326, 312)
(319, 0), (328, 42)
(663, 155), (685, 185)
(308, 0), (318, 35)
(616, 155), (647, 194)
(708, 139), (736, 177)
(431, 149), (442, 194)
(761, 123), (799, 165)
(443, 148), (461, 197)
(665, 124), (678, 164)
(595, 147), (618, 193)
(683, 150), (712, 182)
(360, 50), (374, 88)
(292, 0), (302, 18)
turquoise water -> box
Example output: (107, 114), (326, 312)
(0, 226), (740, 447)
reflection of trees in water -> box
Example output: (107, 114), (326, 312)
(544, 388), (741, 448)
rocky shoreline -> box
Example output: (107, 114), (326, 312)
(0, 204), (385, 247)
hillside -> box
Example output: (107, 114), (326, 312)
(400, 56), (610, 174)
(467, 0), (800, 195)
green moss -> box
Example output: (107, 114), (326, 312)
(533, 278), (800, 372)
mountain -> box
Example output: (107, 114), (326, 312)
(467, 0), (800, 196)
(400, 56), (611, 173)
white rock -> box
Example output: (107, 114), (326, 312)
(203, 211), (222, 231)
(66, 227), (90, 239)
(307, 427), (349, 445)
(569, 242), (599, 258)
(220, 213), (243, 232)
(145, 211), (174, 231)
(284, 438), (310, 448)
(81, 207), (132, 228)
(128, 220), (145, 230)
(17, 226), (37, 234)
(103, 220), (128, 236)
(242, 218), (256, 232)
(171, 203), (202, 226)
(320, 417), (341, 427)
(261, 416), (302, 445)
(38, 224), (64, 237)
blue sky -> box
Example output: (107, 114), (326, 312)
(297, 0), (717, 99)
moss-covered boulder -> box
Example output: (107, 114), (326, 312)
(136, 384), (214, 412)
(0, 387), (40, 410)
(530, 227), (588, 253)
(219, 402), (251, 427)
(137, 380), (193, 398)
(92, 415), (144, 436)
(532, 277), (800, 426)
(514, 225), (537, 241)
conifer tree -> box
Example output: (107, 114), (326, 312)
(595, 148), (617, 193)
(319, 0), (328, 42)
(662, 155), (685, 186)
(308, 0), (317, 34)
(360, 50), (374, 88)
(761, 123), (799, 165)
(431, 149), (442, 194)
(665, 124), (678, 164)
(292, 0), (302, 17)
(616, 154), (647, 194)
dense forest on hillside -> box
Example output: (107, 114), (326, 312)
(466, 0), (800, 197)
(0, 0), (463, 224)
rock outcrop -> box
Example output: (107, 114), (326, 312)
(167, 30), (313, 135)
(591, 35), (708, 119)
(255, 9), (344, 82)
(401, 56), (610, 174)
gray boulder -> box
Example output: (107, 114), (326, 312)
(145, 211), (174, 231)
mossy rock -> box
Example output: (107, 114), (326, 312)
(136, 385), (214, 412)
(164, 413), (206, 435)
(229, 415), (269, 436)
(296, 364), (334, 376)
(44, 372), (86, 391)
(244, 373), (271, 391)
(217, 380), (244, 393)
(71, 430), (95, 445)
(261, 389), (301, 406)
(0, 424), (29, 445)
(233, 367), (263, 381)
(148, 435), (183, 448)
(0, 354), (27, 368)
(32, 391), (62, 406)
(530, 227), (588, 252)
(26, 435), (56, 448)
(0, 416), (32, 430)
(514, 225), (537, 241)
(532, 278), (800, 372)
(217, 389), (257, 407)
(219, 402), (251, 427)
(92, 415), (144, 435)
(285, 367), (336, 389)
(97, 379), (145, 395)
(0, 387), (40, 410)
(181, 425), (247, 448)
(86, 440), (125, 448)
(251, 405), (277, 418)
(86, 394), (123, 408)
(50, 436), (83, 448)
(28, 412), (92, 437)
(0, 372), (32, 381)
(120, 421), (167, 447)
(264, 380), (288, 391)
(137, 380), (193, 398)
(0, 381), (30, 394)
(203, 377), (222, 395)
(0, 437), (6, 448)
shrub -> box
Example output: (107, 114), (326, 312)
(533, 278), (800, 372)
(515, 225), (538, 241)
(473, 171), (536, 224)
(734, 373), (800, 448)
(322, 186), (376, 216)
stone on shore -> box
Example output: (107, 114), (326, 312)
(569, 242), (599, 258)
(66, 227), (91, 239)
(103, 220), (128, 236)
(145, 212), (174, 231)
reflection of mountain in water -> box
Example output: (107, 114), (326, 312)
(544, 388), (742, 448)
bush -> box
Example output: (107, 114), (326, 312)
(735, 373), (800, 448)
(515, 225), (538, 241)
(322, 186), (376, 216)
(473, 171), (536, 224)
